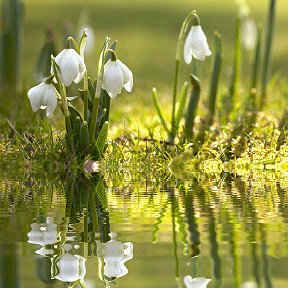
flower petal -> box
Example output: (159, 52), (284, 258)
(103, 60), (123, 99)
(74, 53), (86, 84)
(55, 49), (85, 86)
(43, 85), (58, 118)
(117, 60), (133, 92)
(27, 82), (46, 112)
(190, 26), (211, 60)
(184, 29), (193, 64)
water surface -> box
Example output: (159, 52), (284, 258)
(0, 171), (288, 288)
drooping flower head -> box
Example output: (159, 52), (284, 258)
(184, 275), (211, 288)
(102, 51), (133, 99)
(184, 11), (212, 64)
(52, 48), (86, 86)
(27, 77), (58, 117)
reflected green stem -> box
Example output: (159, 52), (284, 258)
(260, 226), (273, 288)
(171, 193), (180, 278)
(230, 228), (241, 288)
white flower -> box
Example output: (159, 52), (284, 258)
(184, 275), (211, 288)
(241, 17), (257, 50)
(241, 281), (258, 288)
(184, 25), (212, 64)
(103, 59), (133, 99)
(27, 82), (58, 118)
(52, 48), (86, 86)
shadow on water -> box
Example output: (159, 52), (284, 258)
(1, 170), (288, 287)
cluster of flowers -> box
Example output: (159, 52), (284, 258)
(27, 30), (133, 118)
(27, 12), (211, 118)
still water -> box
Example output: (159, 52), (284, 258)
(0, 171), (288, 288)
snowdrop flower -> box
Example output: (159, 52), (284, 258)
(52, 48), (86, 86)
(184, 13), (211, 64)
(103, 57), (133, 99)
(27, 82), (58, 118)
(184, 275), (211, 288)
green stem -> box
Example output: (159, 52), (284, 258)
(260, 0), (276, 108)
(89, 78), (101, 144)
(248, 25), (262, 110)
(229, 16), (241, 107)
(89, 39), (110, 143)
(208, 32), (222, 125)
(171, 59), (179, 141)
(83, 71), (88, 122)
(59, 83), (73, 149)
(250, 26), (262, 91)
(170, 10), (199, 143)
(184, 75), (201, 142)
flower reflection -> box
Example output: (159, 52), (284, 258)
(97, 232), (133, 280)
(27, 216), (57, 246)
(52, 243), (86, 283)
(241, 281), (258, 288)
(184, 275), (211, 288)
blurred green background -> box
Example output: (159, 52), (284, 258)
(2, 0), (288, 125)
(23, 0), (288, 86)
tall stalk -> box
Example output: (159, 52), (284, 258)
(208, 32), (222, 125)
(184, 75), (201, 142)
(260, 0), (276, 109)
(229, 16), (241, 108)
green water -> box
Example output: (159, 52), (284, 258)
(0, 172), (288, 288)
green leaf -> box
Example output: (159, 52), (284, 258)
(88, 77), (95, 102)
(173, 81), (188, 137)
(66, 96), (78, 101)
(152, 88), (170, 135)
(96, 121), (109, 154)
(35, 32), (57, 83)
(79, 89), (93, 112)
(68, 104), (82, 123)
(79, 30), (87, 58)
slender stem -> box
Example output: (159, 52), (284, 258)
(260, 0), (276, 108)
(59, 83), (73, 149)
(170, 10), (197, 143)
(184, 75), (201, 142)
(83, 71), (88, 122)
(208, 32), (222, 125)
(89, 39), (110, 143)
(171, 59), (180, 140)
(229, 16), (241, 107)
(89, 77), (101, 143)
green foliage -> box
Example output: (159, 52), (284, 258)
(0, 0), (23, 94)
